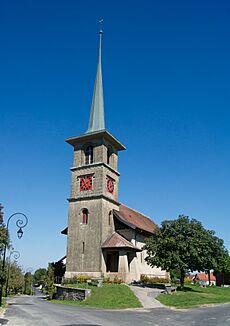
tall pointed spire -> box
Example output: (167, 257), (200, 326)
(86, 25), (105, 133)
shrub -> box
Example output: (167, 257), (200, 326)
(184, 277), (192, 284)
(63, 278), (74, 285)
(73, 275), (88, 283)
(140, 274), (170, 285)
(103, 277), (112, 284)
(113, 276), (123, 284)
(103, 276), (123, 284)
(63, 275), (88, 285)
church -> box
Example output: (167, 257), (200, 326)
(62, 29), (168, 283)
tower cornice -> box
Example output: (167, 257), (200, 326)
(65, 129), (126, 151)
(67, 194), (120, 206)
(70, 161), (120, 176)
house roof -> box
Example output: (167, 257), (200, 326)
(101, 232), (141, 251)
(189, 273), (216, 281)
(113, 204), (157, 234)
(56, 255), (67, 264)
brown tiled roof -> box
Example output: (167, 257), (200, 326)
(189, 273), (216, 282)
(101, 232), (141, 251)
(113, 204), (157, 234)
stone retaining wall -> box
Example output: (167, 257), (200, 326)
(54, 285), (91, 301)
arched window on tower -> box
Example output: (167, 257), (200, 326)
(82, 209), (88, 225)
(85, 146), (93, 165)
(108, 210), (113, 225)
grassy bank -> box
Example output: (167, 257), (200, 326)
(52, 284), (142, 309)
(157, 285), (230, 308)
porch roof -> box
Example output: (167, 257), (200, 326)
(101, 232), (141, 252)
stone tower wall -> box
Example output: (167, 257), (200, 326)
(65, 134), (122, 279)
(65, 198), (119, 278)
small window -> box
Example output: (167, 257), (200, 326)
(82, 241), (85, 254)
(82, 209), (88, 225)
(108, 210), (112, 225)
(85, 146), (93, 165)
(107, 146), (113, 165)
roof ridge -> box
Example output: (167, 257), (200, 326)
(101, 231), (141, 251)
(120, 203), (156, 224)
(102, 231), (116, 243)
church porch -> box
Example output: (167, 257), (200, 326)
(101, 232), (141, 283)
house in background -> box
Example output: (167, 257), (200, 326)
(61, 30), (168, 283)
(188, 272), (216, 286)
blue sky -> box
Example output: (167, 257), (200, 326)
(1, 0), (230, 271)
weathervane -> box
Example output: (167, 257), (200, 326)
(99, 19), (103, 34)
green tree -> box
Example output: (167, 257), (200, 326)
(24, 272), (33, 295)
(45, 263), (55, 300)
(214, 251), (230, 285)
(144, 215), (220, 288)
(0, 205), (9, 254)
(7, 262), (24, 294)
(33, 268), (47, 286)
(200, 231), (227, 285)
(0, 206), (10, 288)
(51, 260), (65, 284)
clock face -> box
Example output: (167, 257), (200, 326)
(107, 177), (114, 194)
(80, 175), (93, 191)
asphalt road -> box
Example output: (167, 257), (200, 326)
(2, 294), (230, 326)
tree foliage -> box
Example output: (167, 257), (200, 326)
(51, 260), (65, 283)
(24, 272), (33, 295)
(214, 251), (230, 285)
(7, 262), (24, 294)
(0, 212), (9, 255)
(33, 268), (47, 286)
(200, 231), (227, 284)
(0, 208), (11, 287)
(45, 263), (56, 299)
(218, 252), (230, 274)
(144, 215), (226, 288)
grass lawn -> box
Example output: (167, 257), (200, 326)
(52, 284), (142, 309)
(157, 285), (230, 309)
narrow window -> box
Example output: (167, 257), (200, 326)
(108, 210), (112, 225)
(82, 209), (88, 225)
(85, 146), (93, 165)
(82, 242), (85, 254)
(107, 146), (113, 165)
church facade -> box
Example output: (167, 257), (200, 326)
(63, 30), (168, 283)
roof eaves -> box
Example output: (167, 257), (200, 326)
(113, 210), (136, 230)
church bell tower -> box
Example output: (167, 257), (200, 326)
(65, 29), (126, 278)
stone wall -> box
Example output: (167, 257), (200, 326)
(54, 285), (91, 301)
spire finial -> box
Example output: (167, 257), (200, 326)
(86, 22), (105, 133)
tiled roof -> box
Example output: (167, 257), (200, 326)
(101, 232), (141, 251)
(113, 204), (157, 234)
(61, 204), (157, 236)
(189, 273), (216, 281)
